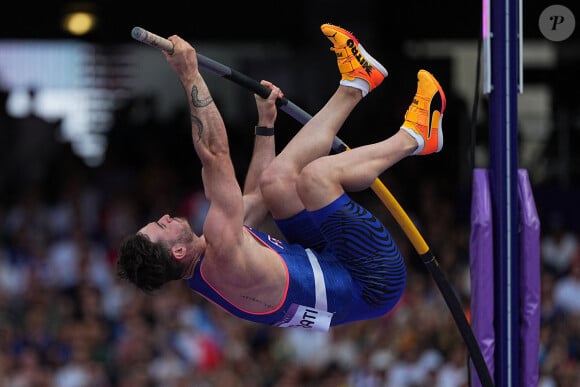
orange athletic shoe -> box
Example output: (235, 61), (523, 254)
(321, 23), (388, 96)
(400, 70), (446, 155)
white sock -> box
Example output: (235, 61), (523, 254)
(340, 78), (370, 97)
(400, 126), (425, 155)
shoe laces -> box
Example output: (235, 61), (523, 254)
(330, 46), (356, 64)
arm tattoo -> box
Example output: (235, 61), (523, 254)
(190, 85), (213, 107)
(188, 85), (213, 142)
(190, 114), (203, 142)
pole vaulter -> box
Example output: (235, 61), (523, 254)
(131, 26), (494, 387)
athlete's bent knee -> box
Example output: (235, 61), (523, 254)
(296, 161), (330, 200)
(259, 162), (298, 201)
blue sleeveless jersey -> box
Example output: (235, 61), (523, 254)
(188, 217), (405, 330)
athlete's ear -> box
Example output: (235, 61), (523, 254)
(171, 243), (187, 260)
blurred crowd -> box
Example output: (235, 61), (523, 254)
(1, 89), (579, 387)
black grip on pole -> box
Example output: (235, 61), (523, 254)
(197, 53), (288, 108)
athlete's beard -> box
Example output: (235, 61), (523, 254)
(175, 219), (195, 244)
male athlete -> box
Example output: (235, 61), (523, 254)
(117, 23), (446, 332)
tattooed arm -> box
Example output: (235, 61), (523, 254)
(163, 35), (244, 256)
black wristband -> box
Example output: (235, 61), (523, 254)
(255, 126), (275, 136)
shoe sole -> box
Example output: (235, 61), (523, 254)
(357, 44), (388, 78)
(423, 70), (446, 153)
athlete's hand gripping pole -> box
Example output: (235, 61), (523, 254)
(131, 27), (494, 387)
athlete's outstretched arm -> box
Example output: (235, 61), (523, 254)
(163, 35), (244, 254)
(242, 80), (282, 228)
